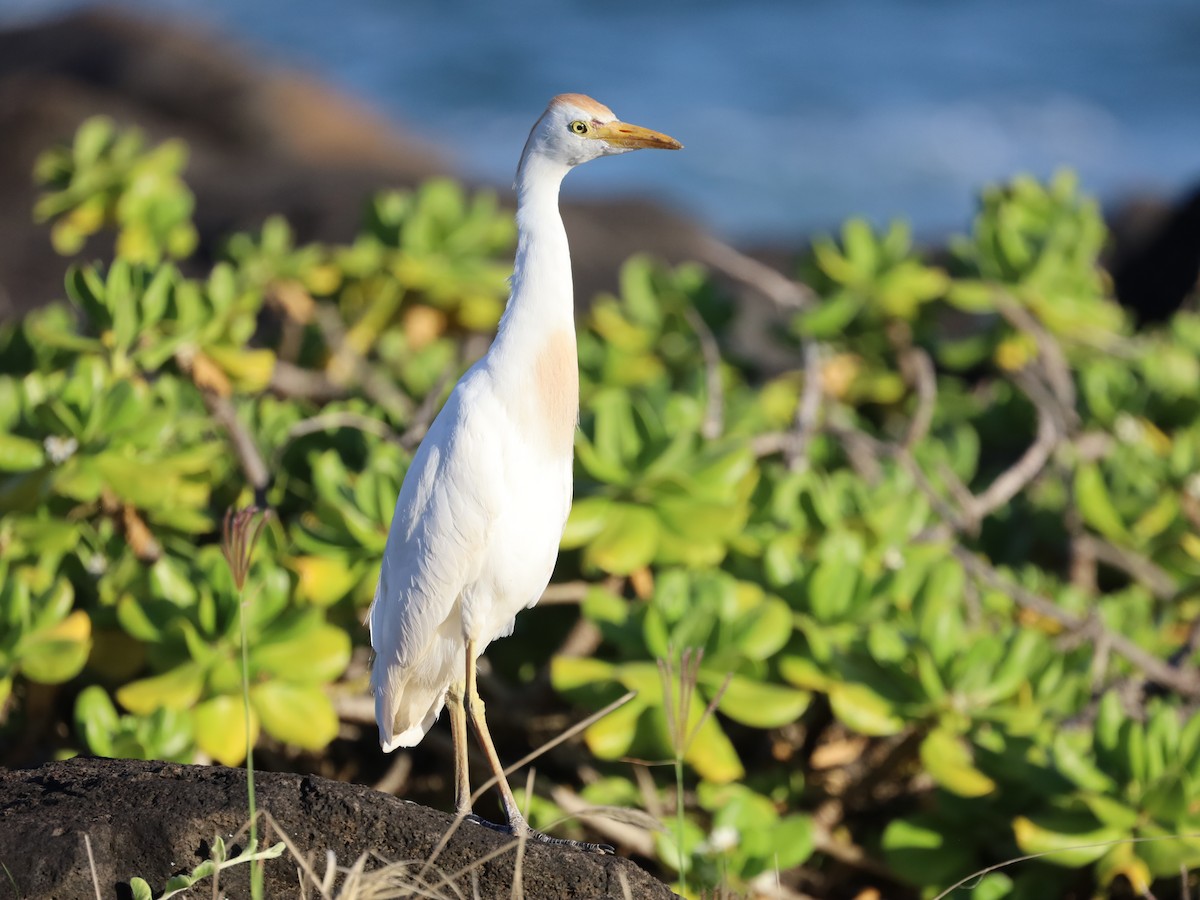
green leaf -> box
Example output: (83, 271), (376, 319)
(710, 674), (810, 728)
(730, 594), (793, 661)
(130, 877), (154, 900)
(192, 693), (256, 767)
(289, 555), (360, 607)
(882, 816), (976, 888)
(584, 503), (659, 575)
(769, 814), (817, 869)
(807, 559), (859, 622)
(584, 695), (645, 760)
(683, 701), (744, 783)
(828, 681), (905, 736)
(21, 610), (91, 684)
(250, 681), (338, 750)
(75, 685), (120, 757)
(252, 623), (350, 684)
(1052, 731), (1116, 793)
(1012, 813), (1123, 867)
(919, 727), (997, 798)
(550, 655), (618, 699)
(117, 663), (205, 715)
(560, 496), (614, 549)
(0, 433), (46, 472)
(1074, 463), (1127, 541)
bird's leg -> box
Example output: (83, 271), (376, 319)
(462, 639), (613, 854)
(447, 681), (472, 819)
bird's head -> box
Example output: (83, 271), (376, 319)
(519, 93), (682, 180)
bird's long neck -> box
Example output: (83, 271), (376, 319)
(494, 154), (574, 347)
(487, 152), (579, 457)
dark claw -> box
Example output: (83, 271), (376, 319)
(464, 814), (615, 854)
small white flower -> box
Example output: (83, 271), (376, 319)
(883, 547), (904, 570)
(84, 554), (107, 576)
(1114, 413), (1140, 445)
(43, 435), (78, 465)
(703, 825), (739, 854)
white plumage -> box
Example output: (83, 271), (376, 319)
(368, 94), (681, 847)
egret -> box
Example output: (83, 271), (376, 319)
(369, 94), (681, 849)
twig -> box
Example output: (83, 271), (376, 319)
(268, 360), (347, 403)
(684, 305), (724, 440)
(993, 291), (1077, 415)
(273, 411), (401, 467)
(901, 345), (937, 449)
(400, 365), (457, 450)
(788, 340), (824, 470)
(83, 834), (102, 900)
(313, 302), (414, 421)
(372, 751), (412, 795)
(825, 424), (966, 531)
(698, 236), (817, 310)
(946, 544), (1200, 698)
(964, 371), (1060, 524)
(201, 390), (270, 504)
(1078, 534), (1179, 601)
(537, 581), (591, 606)
(548, 785), (658, 857)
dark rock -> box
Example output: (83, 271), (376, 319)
(0, 757), (678, 899)
(1108, 185), (1200, 323)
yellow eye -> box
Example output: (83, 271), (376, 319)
(569, 120), (589, 135)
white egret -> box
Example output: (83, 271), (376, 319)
(369, 94), (681, 849)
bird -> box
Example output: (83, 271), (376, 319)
(368, 94), (681, 850)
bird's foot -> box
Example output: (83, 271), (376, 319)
(464, 813), (614, 854)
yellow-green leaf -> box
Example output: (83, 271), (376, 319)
(1075, 464), (1127, 541)
(828, 682), (905, 736)
(584, 696), (645, 760)
(21, 611), (92, 684)
(0, 433), (46, 472)
(193, 693), (257, 767)
(919, 727), (996, 798)
(710, 674), (810, 728)
(1012, 814), (1123, 867)
(290, 555), (361, 607)
(584, 504), (660, 575)
(117, 662), (205, 715)
(250, 681), (338, 750)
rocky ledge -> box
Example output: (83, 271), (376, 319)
(0, 757), (677, 899)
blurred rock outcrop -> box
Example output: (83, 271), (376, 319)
(0, 7), (714, 322)
(1, 7), (1194, 341)
(1108, 186), (1200, 323)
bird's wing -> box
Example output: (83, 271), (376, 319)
(368, 375), (501, 674)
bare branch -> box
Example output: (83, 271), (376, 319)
(901, 345), (937, 449)
(964, 370), (1060, 523)
(201, 389), (270, 499)
(313, 302), (414, 422)
(538, 581), (591, 606)
(826, 423), (967, 531)
(683, 305), (724, 440)
(1078, 534), (1179, 601)
(698, 236), (817, 310)
(548, 785), (658, 858)
(268, 360), (347, 403)
(278, 410), (400, 455)
(400, 360), (460, 451)
(788, 340), (825, 470)
(947, 543), (1200, 698)
(993, 291), (1077, 416)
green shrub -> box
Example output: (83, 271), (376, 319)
(2, 116), (1198, 899)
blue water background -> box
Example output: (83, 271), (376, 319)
(5, 0), (1199, 242)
